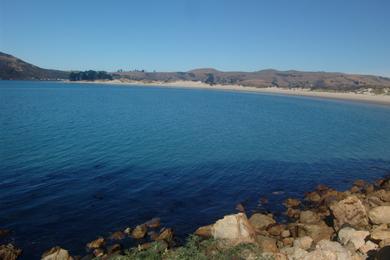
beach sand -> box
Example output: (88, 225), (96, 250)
(66, 79), (390, 106)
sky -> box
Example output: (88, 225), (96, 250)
(1, 0), (390, 76)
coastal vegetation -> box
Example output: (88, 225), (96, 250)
(69, 70), (113, 81)
(2, 176), (390, 259)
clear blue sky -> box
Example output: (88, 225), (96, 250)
(1, 0), (389, 76)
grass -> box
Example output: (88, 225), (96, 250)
(108, 235), (272, 260)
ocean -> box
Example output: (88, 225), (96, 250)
(1, 80), (390, 258)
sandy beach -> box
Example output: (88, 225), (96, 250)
(66, 79), (390, 106)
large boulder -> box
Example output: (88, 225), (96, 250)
(329, 195), (369, 230)
(248, 213), (275, 231)
(303, 240), (356, 260)
(368, 206), (390, 224)
(297, 221), (334, 243)
(211, 213), (256, 245)
(41, 247), (72, 260)
(338, 227), (369, 251)
(86, 237), (104, 250)
(0, 244), (22, 260)
(194, 225), (213, 238)
(280, 246), (308, 259)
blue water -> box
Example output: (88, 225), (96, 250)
(1, 80), (390, 258)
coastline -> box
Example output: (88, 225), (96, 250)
(64, 79), (390, 106)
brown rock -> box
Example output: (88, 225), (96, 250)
(194, 225), (213, 238)
(156, 228), (173, 242)
(0, 244), (22, 260)
(42, 247), (72, 260)
(211, 213), (256, 245)
(286, 208), (300, 219)
(281, 230), (291, 238)
(329, 195), (369, 230)
(145, 218), (161, 228)
(131, 224), (147, 239)
(299, 210), (321, 224)
(92, 248), (104, 258)
(86, 237), (104, 250)
(365, 184), (375, 194)
(255, 235), (278, 253)
(267, 224), (285, 236)
(354, 179), (366, 188)
(284, 198), (301, 208)
(305, 191), (321, 203)
(297, 221), (334, 243)
(107, 244), (122, 255)
(371, 229), (390, 241)
(369, 206), (390, 224)
(248, 213), (276, 231)
(148, 231), (159, 240)
(379, 238), (390, 248)
(110, 231), (125, 240)
(282, 237), (294, 247)
(294, 236), (313, 250)
(350, 186), (360, 193)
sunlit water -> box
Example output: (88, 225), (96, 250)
(1, 81), (390, 258)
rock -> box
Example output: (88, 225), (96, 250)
(293, 236), (313, 250)
(0, 244), (22, 260)
(354, 180), (366, 188)
(235, 203), (245, 212)
(261, 252), (288, 260)
(248, 213), (276, 231)
(267, 224), (285, 236)
(107, 244), (122, 255)
(316, 184), (330, 192)
(329, 195), (369, 230)
(0, 229), (10, 238)
(131, 224), (147, 239)
(148, 231), (159, 240)
(282, 237), (294, 247)
(338, 227), (369, 251)
(286, 208), (301, 219)
(255, 235), (278, 253)
(41, 247), (72, 260)
(365, 184), (375, 194)
(380, 238), (390, 248)
(305, 191), (322, 203)
(284, 198), (301, 208)
(350, 186), (361, 193)
(211, 213), (256, 245)
(156, 228), (173, 242)
(123, 227), (131, 235)
(303, 240), (354, 260)
(281, 230), (291, 238)
(297, 221), (334, 243)
(375, 246), (390, 260)
(369, 206), (390, 224)
(359, 240), (378, 255)
(92, 248), (104, 257)
(86, 237), (104, 249)
(110, 231), (125, 240)
(145, 218), (161, 228)
(371, 229), (390, 241)
(299, 210), (321, 224)
(280, 246), (308, 259)
(194, 225), (213, 238)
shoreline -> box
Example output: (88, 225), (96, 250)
(64, 79), (390, 106)
(3, 175), (390, 259)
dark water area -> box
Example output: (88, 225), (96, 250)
(1, 81), (390, 258)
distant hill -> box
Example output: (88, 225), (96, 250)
(116, 68), (390, 93)
(1, 51), (390, 93)
(0, 52), (69, 80)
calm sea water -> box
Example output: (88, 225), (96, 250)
(1, 80), (390, 258)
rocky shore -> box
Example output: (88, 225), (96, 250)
(1, 176), (390, 260)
